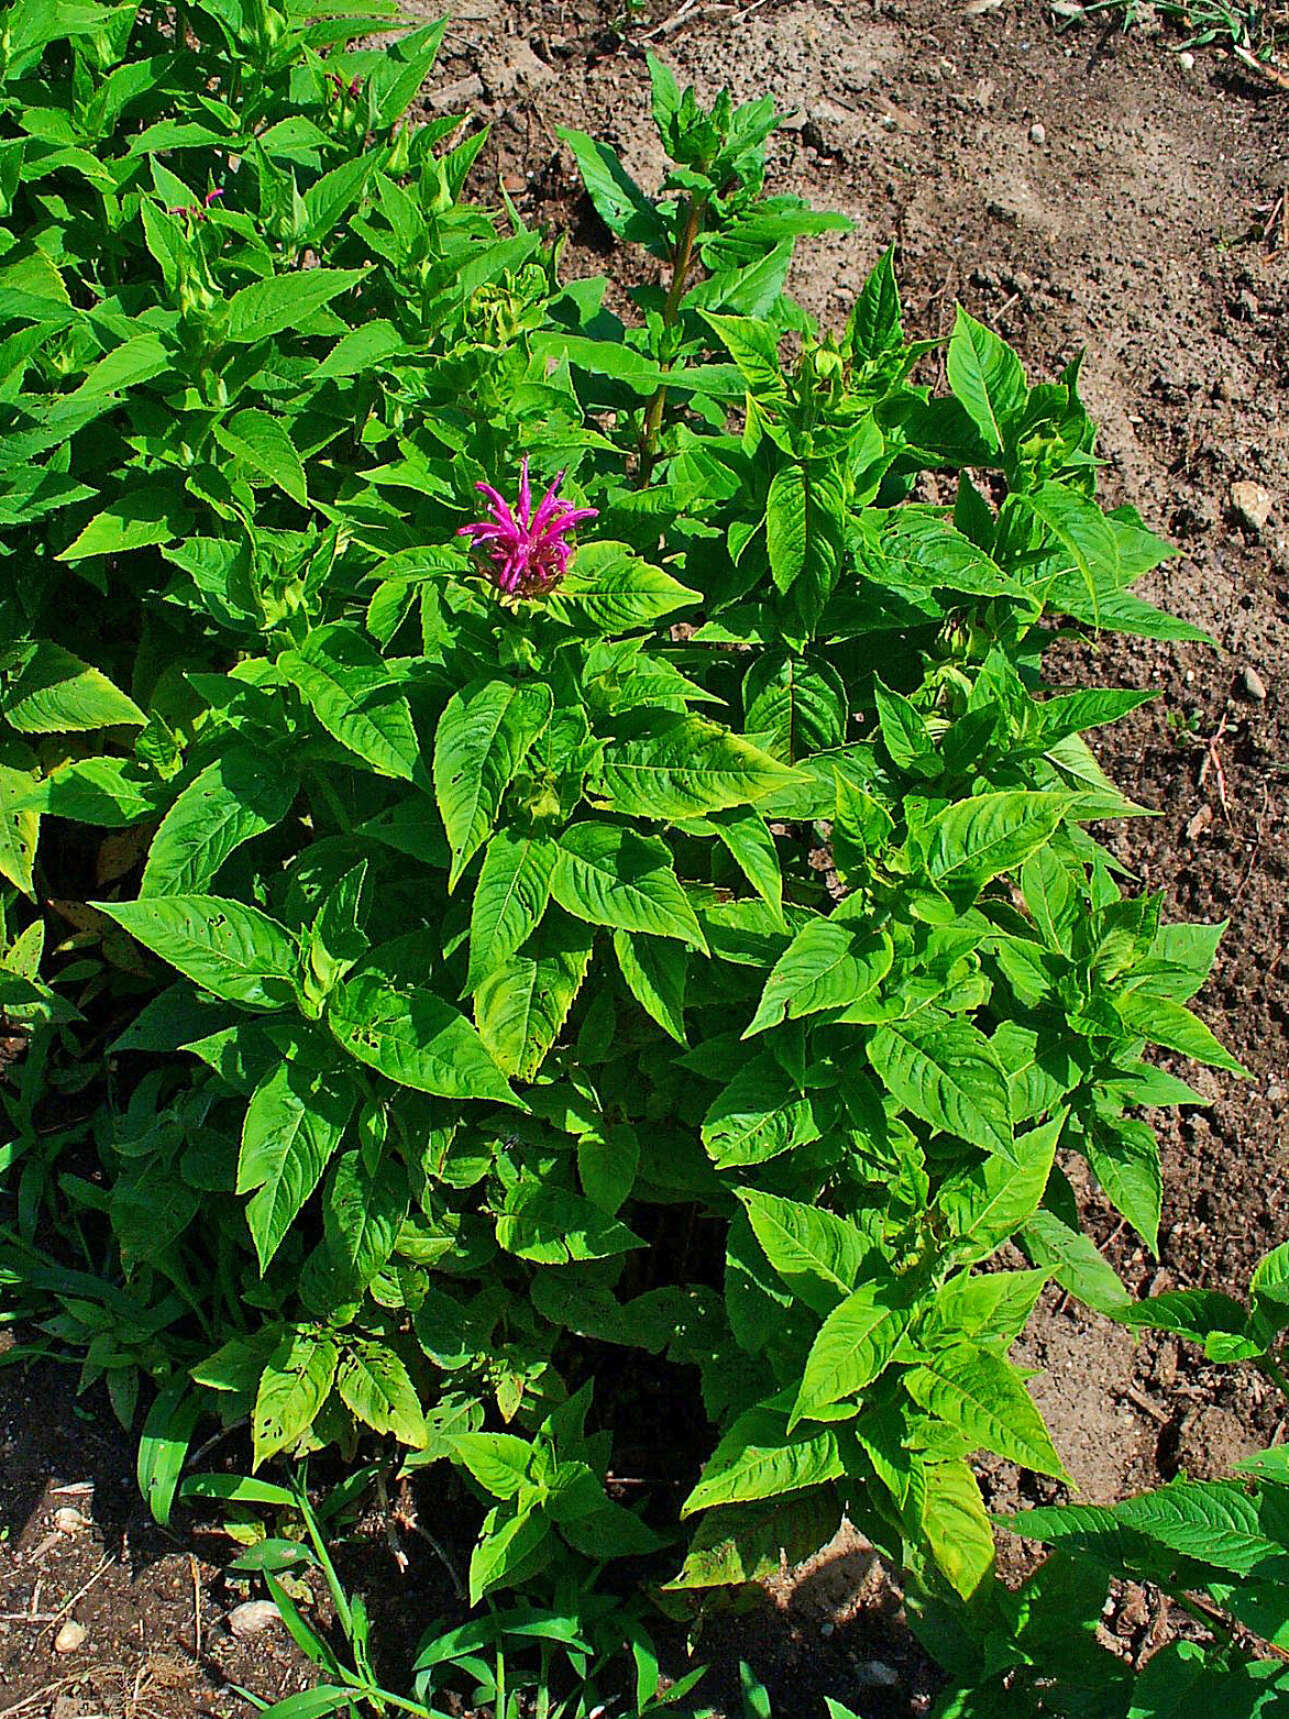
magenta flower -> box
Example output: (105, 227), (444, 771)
(458, 458), (597, 597)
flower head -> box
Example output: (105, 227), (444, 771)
(458, 458), (597, 597)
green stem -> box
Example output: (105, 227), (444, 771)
(638, 194), (705, 484)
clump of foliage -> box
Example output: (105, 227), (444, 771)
(0, 1), (1272, 1714)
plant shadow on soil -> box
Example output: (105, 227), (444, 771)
(3, 0), (1288, 1712)
(0, 1357), (939, 1717)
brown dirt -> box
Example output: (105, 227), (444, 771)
(0, 1360), (319, 1718)
(3, 2), (1287, 1713)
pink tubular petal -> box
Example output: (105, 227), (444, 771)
(517, 457), (532, 528)
(529, 471), (569, 535)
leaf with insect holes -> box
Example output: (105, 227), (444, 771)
(336, 1340), (426, 1447)
(328, 969), (519, 1107)
(252, 1327), (340, 1470)
(95, 896), (298, 1010)
(141, 748), (298, 897)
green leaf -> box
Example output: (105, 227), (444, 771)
(238, 1689), (356, 1719)
(578, 1121), (640, 1217)
(475, 911), (594, 1081)
(702, 1055), (821, 1170)
(766, 463), (808, 592)
(1024, 482), (1122, 621)
(0, 742), (39, 895)
(1115, 991), (1246, 1076)
(225, 267), (365, 343)
(738, 1189), (865, 1315)
(96, 895), (297, 1009)
(946, 305), (1027, 454)
(214, 408), (308, 506)
(336, 1341), (426, 1448)
(542, 540), (699, 632)
(938, 1113), (1064, 1262)
(315, 319), (405, 379)
(21, 755), (157, 827)
(495, 1182), (642, 1264)
(1251, 1243), (1289, 1308)
(665, 1490), (841, 1590)
(433, 678), (553, 887)
(904, 1343), (1068, 1479)
(552, 822), (706, 948)
(451, 1432), (535, 1498)
(846, 246), (903, 361)
(745, 919), (891, 1036)
(1029, 1481), (1282, 1579)
(329, 969), (518, 1107)
(58, 487), (192, 562)
(706, 806), (784, 924)
(141, 748), (297, 897)
(554, 127), (668, 250)
(742, 649), (847, 763)
(613, 929), (688, 1044)
(300, 152), (377, 244)
(683, 1407), (844, 1516)
(916, 1458), (995, 1599)
(68, 331), (170, 401)
(1086, 1114), (1162, 1253)
(869, 1013), (1014, 1159)
(872, 678), (940, 778)
(928, 1269), (1048, 1350)
(253, 1328), (340, 1469)
(922, 791), (1073, 894)
(468, 1503), (550, 1605)
(137, 1378), (201, 1529)
(1114, 1288), (1249, 1346)
(280, 624), (420, 782)
(323, 1150), (407, 1297)
(238, 1059), (355, 1272)
(593, 714), (795, 820)
(792, 1273), (915, 1423)
(3, 640), (144, 732)
(1022, 1208), (1132, 1318)
(467, 829), (557, 990)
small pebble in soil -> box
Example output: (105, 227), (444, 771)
(1230, 479), (1273, 534)
(1240, 665), (1268, 702)
(1029, 121), (1046, 145)
(54, 1620), (86, 1655)
(228, 1599), (283, 1639)
(53, 1506), (87, 1534)
(1178, 50), (1196, 70)
(1186, 803), (1213, 842)
(856, 1660), (901, 1687)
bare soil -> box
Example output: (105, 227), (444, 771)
(2, 2), (1286, 1713)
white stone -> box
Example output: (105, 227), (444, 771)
(228, 1599), (283, 1639)
(1231, 480), (1273, 533)
(54, 1620), (86, 1655)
